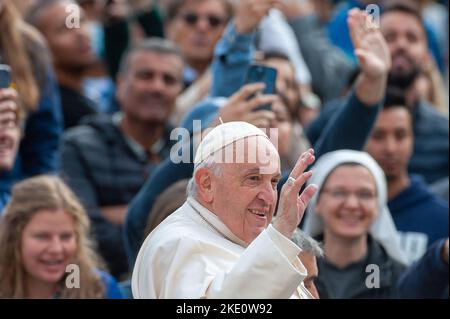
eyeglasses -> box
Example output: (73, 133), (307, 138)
(180, 13), (226, 28)
(321, 188), (376, 203)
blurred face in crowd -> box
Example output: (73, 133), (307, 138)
(35, 1), (95, 72)
(166, 0), (229, 71)
(381, 10), (428, 89)
(315, 165), (378, 240)
(21, 209), (77, 289)
(270, 96), (293, 159)
(197, 136), (281, 244)
(116, 50), (183, 124)
(263, 57), (300, 114)
(365, 106), (413, 182)
(0, 110), (20, 172)
(299, 252), (319, 299)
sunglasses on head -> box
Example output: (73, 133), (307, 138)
(181, 13), (226, 28)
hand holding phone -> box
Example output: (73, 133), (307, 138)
(243, 64), (277, 112)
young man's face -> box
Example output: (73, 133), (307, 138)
(36, 1), (96, 72)
(365, 107), (413, 181)
(381, 11), (428, 87)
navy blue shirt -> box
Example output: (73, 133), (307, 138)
(389, 175), (449, 263)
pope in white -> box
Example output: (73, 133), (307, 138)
(132, 121), (318, 298)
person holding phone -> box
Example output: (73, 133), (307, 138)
(0, 0), (62, 195)
(0, 66), (22, 211)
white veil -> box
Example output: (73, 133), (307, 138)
(303, 150), (407, 265)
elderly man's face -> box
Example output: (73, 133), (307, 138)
(207, 136), (281, 244)
(365, 107), (413, 181)
(116, 51), (183, 124)
(166, 0), (228, 69)
(299, 252), (319, 299)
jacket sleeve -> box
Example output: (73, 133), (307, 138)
(210, 23), (255, 98)
(20, 66), (63, 177)
(313, 91), (381, 159)
(397, 239), (449, 298)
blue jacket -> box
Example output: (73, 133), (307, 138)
(389, 175), (449, 262)
(98, 270), (123, 299)
(210, 22), (255, 98)
(0, 66), (63, 193)
(397, 239), (449, 298)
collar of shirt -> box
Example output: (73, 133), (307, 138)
(112, 112), (165, 160)
(187, 197), (248, 248)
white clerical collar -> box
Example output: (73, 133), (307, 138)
(187, 197), (248, 247)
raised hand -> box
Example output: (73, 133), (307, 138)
(233, 0), (282, 34)
(273, 149), (317, 239)
(348, 8), (391, 79)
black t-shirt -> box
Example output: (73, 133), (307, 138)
(59, 84), (97, 129)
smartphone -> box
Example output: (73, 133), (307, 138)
(243, 64), (277, 111)
(0, 64), (11, 89)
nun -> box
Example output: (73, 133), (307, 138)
(303, 150), (407, 299)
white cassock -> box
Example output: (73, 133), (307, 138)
(132, 197), (312, 299)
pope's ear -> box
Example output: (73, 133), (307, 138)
(195, 168), (214, 203)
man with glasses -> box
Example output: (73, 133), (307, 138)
(165, 0), (232, 87)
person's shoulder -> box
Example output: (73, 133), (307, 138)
(411, 176), (449, 213)
(63, 115), (117, 144)
(144, 206), (219, 254)
(148, 209), (203, 244)
(417, 101), (449, 129)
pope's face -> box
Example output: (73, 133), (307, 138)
(209, 136), (281, 244)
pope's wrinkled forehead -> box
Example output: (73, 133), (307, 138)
(208, 135), (280, 175)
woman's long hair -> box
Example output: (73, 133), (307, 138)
(0, 176), (106, 298)
(0, 0), (42, 113)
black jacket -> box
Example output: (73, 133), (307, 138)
(61, 114), (174, 279)
(316, 236), (406, 299)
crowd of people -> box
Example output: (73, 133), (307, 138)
(0, 0), (448, 299)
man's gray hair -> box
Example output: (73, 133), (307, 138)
(186, 157), (223, 198)
(292, 228), (324, 258)
(118, 37), (183, 76)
